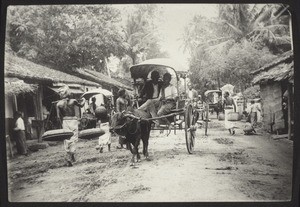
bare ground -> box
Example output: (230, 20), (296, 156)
(7, 119), (293, 202)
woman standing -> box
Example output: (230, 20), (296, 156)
(223, 91), (237, 135)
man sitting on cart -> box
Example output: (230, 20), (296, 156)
(156, 72), (178, 125)
(138, 70), (163, 117)
(141, 72), (178, 126)
(137, 71), (178, 126)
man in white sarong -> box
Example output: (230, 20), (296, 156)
(56, 85), (85, 166)
(96, 122), (111, 153)
(223, 91), (237, 135)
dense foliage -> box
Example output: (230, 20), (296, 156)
(7, 5), (128, 73)
(117, 5), (168, 76)
(7, 5), (167, 75)
(183, 4), (291, 98)
(6, 4), (292, 99)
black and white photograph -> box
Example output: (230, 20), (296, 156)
(2, 3), (297, 203)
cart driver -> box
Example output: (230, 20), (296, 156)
(138, 70), (163, 117)
(138, 72), (178, 126)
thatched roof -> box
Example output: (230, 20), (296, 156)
(252, 62), (294, 84)
(5, 78), (38, 96)
(76, 69), (132, 90)
(5, 53), (99, 87)
(251, 50), (293, 75)
(111, 75), (132, 87)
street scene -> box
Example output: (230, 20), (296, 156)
(7, 119), (293, 202)
(4, 4), (295, 203)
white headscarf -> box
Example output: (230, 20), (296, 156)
(57, 84), (70, 98)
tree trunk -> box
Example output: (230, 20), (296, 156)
(131, 55), (137, 65)
(104, 57), (115, 106)
(129, 50), (137, 65)
(104, 57), (111, 77)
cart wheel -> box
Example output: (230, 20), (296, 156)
(185, 104), (196, 154)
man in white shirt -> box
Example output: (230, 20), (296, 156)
(187, 83), (198, 107)
(13, 111), (28, 155)
(156, 72), (178, 124)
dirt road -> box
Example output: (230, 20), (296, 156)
(7, 119), (293, 202)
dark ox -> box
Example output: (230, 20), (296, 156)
(110, 109), (152, 165)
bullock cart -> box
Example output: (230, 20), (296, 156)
(129, 58), (198, 154)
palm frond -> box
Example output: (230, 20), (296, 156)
(252, 5), (274, 28)
(264, 24), (289, 32)
(224, 21), (244, 36)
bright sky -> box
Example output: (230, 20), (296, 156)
(109, 4), (218, 71)
(157, 4), (218, 69)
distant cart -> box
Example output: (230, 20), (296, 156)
(204, 90), (222, 115)
(80, 88), (114, 129)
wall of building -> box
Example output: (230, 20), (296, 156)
(5, 96), (15, 139)
(5, 96), (15, 118)
(260, 82), (285, 132)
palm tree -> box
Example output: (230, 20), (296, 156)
(182, 4), (291, 57)
(217, 4), (291, 54)
(182, 4), (290, 92)
(122, 5), (159, 65)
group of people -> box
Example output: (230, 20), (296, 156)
(11, 72), (265, 160)
(114, 70), (261, 137)
(116, 70), (178, 126)
(114, 70), (178, 148)
(138, 71), (178, 126)
(223, 91), (262, 135)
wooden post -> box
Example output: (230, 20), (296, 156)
(289, 12), (293, 51)
(288, 84), (292, 140)
(205, 102), (209, 136)
(184, 75), (187, 97)
(13, 95), (18, 111)
(133, 79), (139, 108)
(173, 116), (176, 135)
(104, 57), (115, 108)
(6, 135), (14, 158)
(33, 86), (44, 142)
